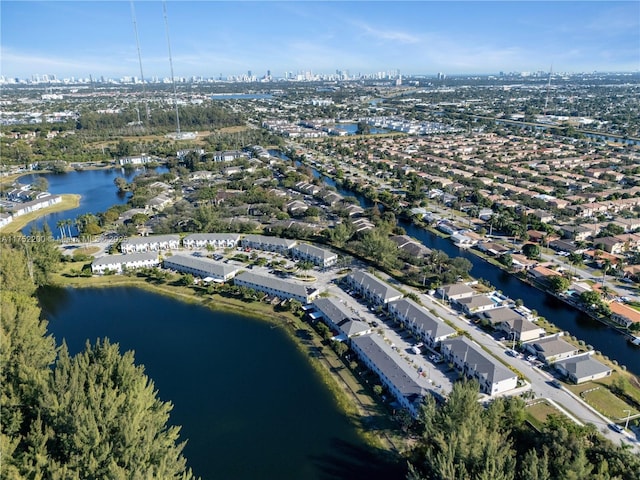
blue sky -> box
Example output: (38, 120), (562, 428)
(2, 1), (639, 79)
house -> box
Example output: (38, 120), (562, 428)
(454, 295), (497, 315)
(451, 231), (478, 248)
(528, 266), (562, 284)
(120, 234), (180, 254)
(482, 307), (546, 342)
(440, 336), (518, 396)
(387, 298), (456, 348)
(312, 297), (371, 339)
(390, 235), (432, 258)
(91, 252), (160, 275)
(182, 233), (240, 249)
(608, 301), (640, 328)
(351, 333), (434, 417)
(523, 334), (578, 364)
(553, 353), (611, 384)
(438, 283), (475, 301)
(291, 243), (338, 268)
(163, 254), (240, 282)
(234, 271), (319, 304)
(343, 270), (403, 307)
(241, 234), (297, 254)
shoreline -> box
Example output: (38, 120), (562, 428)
(49, 271), (407, 456)
(0, 193), (81, 234)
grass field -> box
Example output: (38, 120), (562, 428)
(526, 400), (565, 429)
(568, 375), (640, 420)
(0, 194), (80, 234)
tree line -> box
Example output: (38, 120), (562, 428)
(0, 232), (197, 479)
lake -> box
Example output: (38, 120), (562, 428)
(39, 286), (403, 480)
(20, 166), (168, 236)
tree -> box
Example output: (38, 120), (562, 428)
(522, 243), (541, 260)
(548, 275), (571, 293)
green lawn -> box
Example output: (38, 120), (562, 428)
(571, 384), (640, 420)
(526, 400), (565, 429)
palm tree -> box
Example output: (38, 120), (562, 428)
(56, 220), (66, 239)
(601, 258), (612, 290)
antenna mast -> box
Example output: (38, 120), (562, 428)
(130, 0), (149, 122)
(163, 1), (181, 136)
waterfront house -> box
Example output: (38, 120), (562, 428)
(343, 270), (403, 307)
(523, 334), (578, 364)
(608, 301), (640, 328)
(455, 295), (497, 315)
(234, 271), (319, 304)
(120, 234), (180, 254)
(91, 252), (159, 275)
(553, 353), (611, 384)
(438, 283), (475, 302)
(312, 297), (371, 339)
(182, 233), (240, 249)
(387, 298), (456, 348)
(163, 254), (240, 283)
(291, 243), (338, 268)
(440, 336), (518, 396)
(351, 333), (433, 417)
(481, 307), (546, 342)
(241, 234), (298, 254)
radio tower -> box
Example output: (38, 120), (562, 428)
(543, 65), (553, 117)
(163, 1), (182, 137)
(130, 1), (149, 124)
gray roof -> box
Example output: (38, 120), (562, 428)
(441, 336), (517, 384)
(93, 251), (158, 267)
(346, 270), (403, 302)
(553, 353), (611, 378)
(183, 233), (240, 243)
(440, 283), (474, 297)
(122, 234), (180, 246)
(163, 254), (239, 278)
(312, 298), (370, 337)
(242, 234), (297, 249)
(292, 243), (337, 260)
(352, 333), (427, 401)
(456, 295), (495, 310)
(481, 307), (522, 324)
(235, 271), (315, 298)
(388, 298), (455, 340)
(528, 335), (578, 359)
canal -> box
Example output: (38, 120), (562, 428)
(39, 286), (403, 480)
(296, 159), (639, 375)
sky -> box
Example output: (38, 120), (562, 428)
(1, 1), (639, 79)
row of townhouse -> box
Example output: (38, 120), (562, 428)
(182, 233), (241, 249)
(343, 270), (404, 307)
(440, 336), (519, 396)
(233, 271), (320, 304)
(387, 298), (456, 349)
(119, 234), (337, 268)
(163, 254), (240, 283)
(290, 243), (338, 268)
(479, 307), (545, 342)
(351, 333), (434, 418)
(91, 252), (160, 274)
(312, 297), (371, 339)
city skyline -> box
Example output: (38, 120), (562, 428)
(1, 1), (639, 80)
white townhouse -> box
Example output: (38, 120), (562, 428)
(481, 307), (545, 342)
(291, 243), (338, 268)
(0, 212), (13, 228)
(234, 271), (320, 304)
(241, 234), (298, 254)
(120, 234), (180, 254)
(351, 333), (435, 418)
(312, 297), (371, 339)
(91, 252), (159, 275)
(440, 336), (518, 396)
(438, 283), (475, 302)
(387, 298), (456, 348)
(10, 194), (62, 217)
(343, 270), (403, 307)
(523, 334), (578, 364)
(182, 233), (240, 250)
(163, 254), (240, 283)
